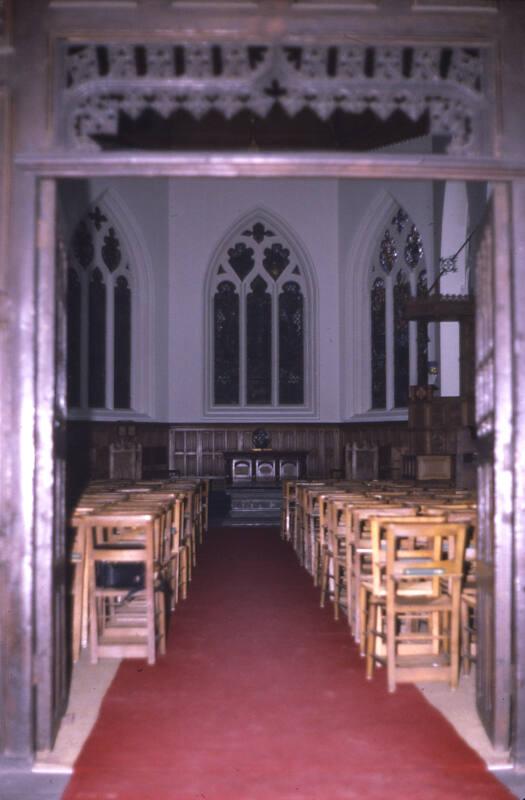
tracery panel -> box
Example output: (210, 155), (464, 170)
(393, 269), (410, 408)
(114, 275), (131, 409)
(214, 281), (239, 405)
(279, 281), (304, 405)
(246, 275), (272, 405)
(88, 268), (106, 408)
(371, 277), (386, 409)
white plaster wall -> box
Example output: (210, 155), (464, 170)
(168, 178), (340, 422)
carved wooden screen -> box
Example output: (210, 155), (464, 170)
(474, 186), (513, 750)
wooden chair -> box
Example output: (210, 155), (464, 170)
(363, 514), (448, 677)
(86, 507), (168, 665)
(349, 504), (418, 645)
(383, 520), (467, 692)
(319, 493), (374, 621)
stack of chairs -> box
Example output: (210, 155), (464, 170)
(69, 477), (209, 665)
(282, 477), (477, 691)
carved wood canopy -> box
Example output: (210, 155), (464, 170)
(59, 42), (489, 154)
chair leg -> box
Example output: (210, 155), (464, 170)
(333, 560), (340, 621)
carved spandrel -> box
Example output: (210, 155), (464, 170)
(61, 43), (489, 155)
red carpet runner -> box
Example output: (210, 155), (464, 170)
(63, 527), (513, 800)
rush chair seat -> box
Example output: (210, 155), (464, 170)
(381, 521), (467, 692)
(86, 507), (168, 665)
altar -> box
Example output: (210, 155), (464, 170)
(223, 450), (309, 482)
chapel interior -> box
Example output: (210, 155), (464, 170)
(51, 139), (501, 764)
(3, 4), (525, 797)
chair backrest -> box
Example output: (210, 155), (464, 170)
(368, 514), (447, 595)
(384, 521), (467, 598)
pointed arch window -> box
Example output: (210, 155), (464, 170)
(370, 207), (428, 410)
(208, 216), (313, 413)
(67, 204), (134, 411)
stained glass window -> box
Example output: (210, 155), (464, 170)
(247, 276), (272, 404)
(68, 204), (134, 412)
(214, 281), (239, 405)
(417, 270), (429, 386)
(371, 277), (386, 409)
(88, 268), (106, 408)
(370, 205), (427, 411)
(114, 276), (131, 409)
(279, 282), (304, 405)
(211, 217), (310, 409)
(393, 270), (411, 408)
(67, 268), (82, 407)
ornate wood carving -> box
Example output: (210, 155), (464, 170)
(58, 43), (488, 154)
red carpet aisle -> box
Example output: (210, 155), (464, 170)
(63, 528), (513, 800)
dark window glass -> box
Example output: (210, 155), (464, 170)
(394, 269), (411, 407)
(371, 277), (386, 409)
(114, 276), (131, 409)
(88, 268), (106, 407)
(67, 268), (82, 407)
(246, 275), (272, 404)
(417, 270), (429, 386)
(214, 281), (239, 404)
(279, 281), (304, 404)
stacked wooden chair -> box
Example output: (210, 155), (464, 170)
(282, 477), (477, 693)
(68, 477), (209, 665)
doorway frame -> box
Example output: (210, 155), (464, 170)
(23, 156), (520, 758)
(2, 0), (525, 773)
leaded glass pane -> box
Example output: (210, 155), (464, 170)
(247, 275), (272, 405)
(114, 275), (131, 409)
(214, 281), (239, 405)
(371, 277), (386, 409)
(279, 281), (304, 405)
(67, 268), (82, 407)
(88, 268), (106, 408)
(394, 269), (411, 408)
(417, 270), (429, 386)
(227, 242), (254, 281)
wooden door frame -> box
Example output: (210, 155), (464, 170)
(2, 0), (525, 771)
(23, 158), (519, 759)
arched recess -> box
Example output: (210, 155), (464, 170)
(203, 206), (318, 419)
(65, 187), (154, 420)
(342, 189), (435, 420)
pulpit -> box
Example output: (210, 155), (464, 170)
(223, 450), (309, 482)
